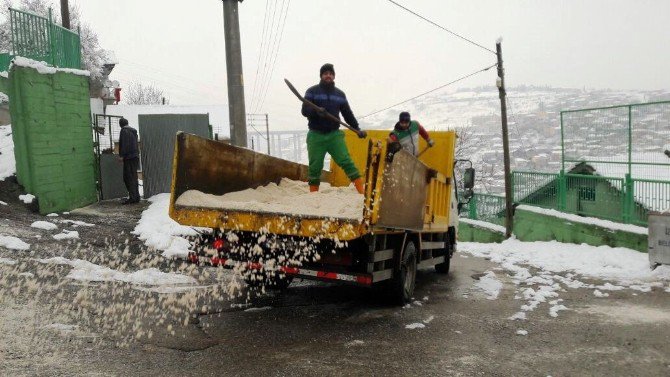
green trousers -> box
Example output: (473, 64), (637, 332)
(307, 130), (360, 186)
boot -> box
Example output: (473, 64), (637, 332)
(309, 185), (319, 192)
(352, 178), (365, 195)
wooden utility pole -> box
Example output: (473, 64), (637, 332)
(496, 40), (513, 238)
(222, 0), (248, 147)
(60, 0), (71, 29)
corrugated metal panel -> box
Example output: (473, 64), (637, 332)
(139, 114), (210, 198)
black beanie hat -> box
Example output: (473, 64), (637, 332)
(399, 111), (411, 122)
(119, 118), (128, 127)
(320, 63), (335, 76)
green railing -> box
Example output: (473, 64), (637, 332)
(509, 170), (670, 226)
(1, 7), (81, 72)
(462, 193), (506, 226)
(0, 53), (12, 72)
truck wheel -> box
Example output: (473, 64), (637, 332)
(390, 241), (417, 305)
(435, 230), (454, 274)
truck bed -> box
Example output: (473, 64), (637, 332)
(169, 131), (455, 240)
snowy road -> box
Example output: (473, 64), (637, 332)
(2, 250), (670, 376)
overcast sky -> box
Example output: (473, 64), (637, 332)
(72, 0), (670, 130)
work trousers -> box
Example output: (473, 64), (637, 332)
(307, 130), (360, 186)
(123, 157), (141, 202)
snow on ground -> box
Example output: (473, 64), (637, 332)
(35, 257), (197, 286)
(18, 194), (34, 204)
(176, 178), (364, 221)
(473, 271), (503, 299)
(59, 219), (95, 227)
(461, 239), (670, 320)
(244, 306), (272, 312)
(0, 201), (7, 205)
(52, 230), (79, 240)
(0, 125), (15, 181)
(405, 323), (426, 329)
(459, 218), (506, 233)
(30, 221), (58, 231)
(133, 193), (204, 259)
(0, 257), (17, 265)
(0, 235), (30, 250)
(517, 205), (648, 235)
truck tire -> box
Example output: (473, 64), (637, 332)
(435, 230), (454, 274)
(390, 240), (417, 305)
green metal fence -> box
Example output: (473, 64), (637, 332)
(1, 7), (81, 72)
(509, 170), (670, 226)
(462, 193), (506, 226)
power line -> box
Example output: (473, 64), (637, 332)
(256, 0), (291, 113)
(252, 0), (282, 112)
(385, 0), (496, 55)
(249, 0), (271, 111)
(360, 63), (497, 119)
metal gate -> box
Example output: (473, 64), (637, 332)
(93, 114), (128, 200)
(138, 114), (210, 198)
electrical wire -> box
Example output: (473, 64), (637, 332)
(255, 0), (291, 113)
(249, 0), (271, 111)
(252, 0), (282, 112)
(385, 0), (497, 55)
(360, 63), (497, 119)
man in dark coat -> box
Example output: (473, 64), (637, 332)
(301, 63), (367, 193)
(118, 118), (140, 204)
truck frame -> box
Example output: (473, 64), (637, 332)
(169, 130), (470, 304)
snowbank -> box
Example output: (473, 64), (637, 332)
(461, 239), (670, 284)
(10, 56), (90, 77)
(176, 178), (364, 220)
(517, 205), (648, 235)
(474, 271), (503, 299)
(53, 230), (79, 240)
(133, 193), (203, 258)
(36, 257), (197, 286)
(460, 218), (506, 233)
(0, 235), (30, 250)
(0, 125), (15, 181)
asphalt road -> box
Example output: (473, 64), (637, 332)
(1, 195), (669, 376)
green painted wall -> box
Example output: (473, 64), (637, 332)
(513, 207), (647, 252)
(8, 64), (96, 214)
(458, 222), (506, 243)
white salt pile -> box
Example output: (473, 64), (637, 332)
(176, 178), (364, 220)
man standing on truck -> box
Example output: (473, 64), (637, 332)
(301, 63), (367, 194)
(388, 111), (434, 156)
(117, 117), (141, 204)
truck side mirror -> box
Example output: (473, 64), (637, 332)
(463, 168), (475, 190)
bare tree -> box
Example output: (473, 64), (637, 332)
(454, 126), (499, 194)
(124, 81), (169, 105)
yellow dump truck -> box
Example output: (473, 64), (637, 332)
(169, 130), (472, 303)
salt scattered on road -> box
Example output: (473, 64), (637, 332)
(0, 235), (30, 250)
(44, 323), (78, 332)
(31, 221), (58, 231)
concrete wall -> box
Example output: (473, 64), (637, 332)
(458, 221), (506, 243)
(8, 64), (96, 214)
(513, 207), (647, 252)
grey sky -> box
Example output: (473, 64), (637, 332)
(74, 0), (670, 130)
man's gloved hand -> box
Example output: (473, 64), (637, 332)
(428, 139), (435, 147)
(316, 107), (327, 117)
(357, 130), (367, 139)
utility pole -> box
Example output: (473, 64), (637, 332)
(222, 0), (248, 147)
(496, 40), (513, 239)
(265, 113), (270, 155)
(60, 0), (71, 29)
